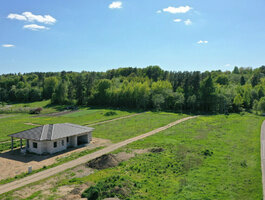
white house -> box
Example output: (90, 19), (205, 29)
(9, 123), (94, 154)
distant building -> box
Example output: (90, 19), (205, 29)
(9, 123), (94, 154)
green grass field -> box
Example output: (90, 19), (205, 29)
(56, 113), (264, 200)
(0, 107), (137, 144)
(0, 111), (264, 199)
(92, 112), (187, 142)
(0, 111), (186, 187)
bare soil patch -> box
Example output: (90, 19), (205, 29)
(58, 183), (91, 200)
(11, 170), (91, 200)
(69, 165), (94, 178)
(13, 177), (56, 199)
(24, 122), (40, 126)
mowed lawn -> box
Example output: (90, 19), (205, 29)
(68, 114), (264, 200)
(0, 109), (136, 143)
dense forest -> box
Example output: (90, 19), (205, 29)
(0, 66), (265, 114)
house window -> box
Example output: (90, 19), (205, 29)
(33, 142), (38, 149)
(67, 137), (69, 143)
(54, 142), (57, 148)
(62, 140), (64, 146)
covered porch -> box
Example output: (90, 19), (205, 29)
(10, 137), (26, 152)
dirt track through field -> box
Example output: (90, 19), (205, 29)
(86, 112), (144, 126)
(0, 116), (197, 195)
(260, 120), (265, 200)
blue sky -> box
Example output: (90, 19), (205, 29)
(1, 0), (265, 74)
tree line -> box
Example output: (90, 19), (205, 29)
(0, 66), (265, 114)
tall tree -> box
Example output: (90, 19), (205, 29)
(233, 94), (243, 112)
(76, 74), (86, 105)
(258, 97), (265, 113)
(52, 81), (68, 104)
(43, 77), (58, 99)
(200, 75), (215, 112)
(232, 66), (240, 74)
(240, 76), (246, 85)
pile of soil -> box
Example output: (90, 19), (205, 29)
(87, 154), (120, 170)
(149, 147), (164, 153)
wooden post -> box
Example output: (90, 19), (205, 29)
(20, 139), (22, 150)
(11, 137), (13, 151)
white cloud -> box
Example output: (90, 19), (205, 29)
(22, 12), (56, 24)
(156, 10), (162, 14)
(7, 13), (27, 21)
(7, 12), (56, 24)
(184, 19), (192, 25)
(109, 1), (122, 9)
(225, 64), (231, 67)
(2, 44), (15, 48)
(173, 19), (182, 22)
(163, 6), (192, 14)
(23, 24), (49, 31)
(197, 40), (208, 44)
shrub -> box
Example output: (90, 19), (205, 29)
(240, 160), (248, 168)
(104, 111), (117, 116)
(201, 149), (213, 157)
(29, 107), (43, 114)
(82, 186), (100, 200)
(81, 175), (137, 200)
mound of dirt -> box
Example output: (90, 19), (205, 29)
(87, 154), (120, 170)
(149, 147), (164, 153)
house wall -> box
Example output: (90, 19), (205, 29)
(69, 136), (78, 147)
(27, 138), (67, 154)
(27, 131), (92, 155)
(27, 140), (48, 154)
(88, 132), (92, 142)
(46, 138), (67, 154)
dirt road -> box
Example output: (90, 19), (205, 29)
(0, 116), (197, 195)
(260, 120), (265, 200)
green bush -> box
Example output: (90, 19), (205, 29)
(82, 186), (100, 200)
(81, 175), (137, 200)
(104, 111), (117, 116)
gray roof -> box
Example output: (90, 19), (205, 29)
(9, 123), (94, 141)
